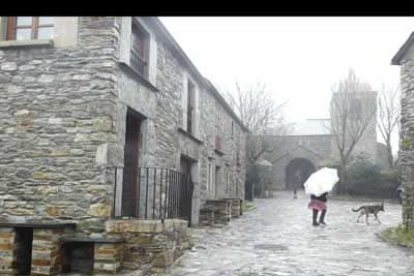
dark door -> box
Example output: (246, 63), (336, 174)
(180, 156), (194, 226)
(122, 111), (141, 217)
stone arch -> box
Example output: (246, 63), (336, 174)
(285, 158), (316, 189)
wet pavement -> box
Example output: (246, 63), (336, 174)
(160, 191), (414, 276)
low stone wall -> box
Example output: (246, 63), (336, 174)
(224, 198), (242, 218)
(0, 224), (75, 276)
(105, 219), (192, 274)
(93, 243), (124, 274)
(205, 200), (232, 224)
(199, 207), (214, 226)
(31, 228), (66, 276)
(0, 228), (16, 274)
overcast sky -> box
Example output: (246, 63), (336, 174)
(159, 17), (414, 152)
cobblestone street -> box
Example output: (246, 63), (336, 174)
(160, 191), (414, 276)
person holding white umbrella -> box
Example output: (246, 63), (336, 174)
(304, 167), (339, 226)
(308, 192), (329, 226)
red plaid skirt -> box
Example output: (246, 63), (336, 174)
(308, 199), (327, 211)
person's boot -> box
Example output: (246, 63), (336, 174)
(319, 210), (327, 225)
(312, 210), (319, 226)
(293, 190), (297, 199)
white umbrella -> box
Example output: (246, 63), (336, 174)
(304, 167), (339, 197)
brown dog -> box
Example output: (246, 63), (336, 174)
(352, 201), (384, 225)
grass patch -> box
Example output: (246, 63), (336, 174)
(380, 225), (414, 248)
(242, 201), (255, 212)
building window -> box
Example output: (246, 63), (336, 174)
(6, 17), (54, 41)
(231, 121), (234, 138)
(130, 22), (148, 76)
(187, 79), (196, 135)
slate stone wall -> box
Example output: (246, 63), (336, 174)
(0, 17), (247, 233)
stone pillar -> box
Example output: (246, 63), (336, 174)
(229, 198), (241, 218)
(93, 243), (124, 274)
(0, 228), (17, 275)
(31, 229), (63, 276)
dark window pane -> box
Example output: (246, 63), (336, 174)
(131, 32), (145, 58)
(130, 50), (145, 75)
(130, 24), (148, 76)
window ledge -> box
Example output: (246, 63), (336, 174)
(178, 127), (203, 144)
(118, 62), (159, 92)
(0, 39), (54, 49)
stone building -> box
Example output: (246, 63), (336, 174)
(0, 16), (247, 275)
(258, 90), (386, 192)
(258, 120), (332, 191)
(391, 31), (414, 229)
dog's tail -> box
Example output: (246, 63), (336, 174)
(352, 206), (363, 212)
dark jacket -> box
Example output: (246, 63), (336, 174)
(311, 192), (328, 202)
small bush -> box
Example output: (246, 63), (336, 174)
(346, 155), (381, 183)
(343, 180), (399, 199)
(341, 156), (401, 199)
(380, 168), (402, 184)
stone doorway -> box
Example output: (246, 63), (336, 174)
(285, 158), (315, 189)
(121, 109), (145, 217)
(180, 155), (196, 226)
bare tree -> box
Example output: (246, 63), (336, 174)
(378, 84), (400, 169)
(328, 69), (377, 192)
(222, 81), (289, 198)
(223, 81), (288, 164)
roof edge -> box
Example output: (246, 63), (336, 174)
(204, 79), (250, 133)
(148, 17), (249, 133)
(391, 32), (414, 65)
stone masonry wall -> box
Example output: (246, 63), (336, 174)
(198, 88), (246, 203)
(399, 59), (414, 229)
(105, 219), (191, 274)
(0, 17), (120, 234)
(0, 16), (247, 234)
(131, 23), (247, 222)
(259, 135), (332, 190)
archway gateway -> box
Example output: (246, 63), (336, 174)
(285, 158), (316, 189)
